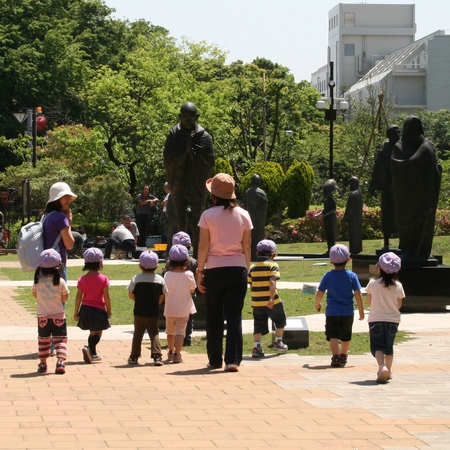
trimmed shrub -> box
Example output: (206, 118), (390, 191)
(212, 157), (233, 177)
(283, 160), (315, 219)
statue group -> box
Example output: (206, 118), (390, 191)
(324, 115), (441, 264)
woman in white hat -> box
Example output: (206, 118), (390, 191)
(196, 173), (253, 373)
(42, 182), (77, 280)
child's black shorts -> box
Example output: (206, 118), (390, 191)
(325, 315), (354, 341)
(253, 302), (287, 335)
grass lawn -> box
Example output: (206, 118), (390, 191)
(5, 235), (447, 356)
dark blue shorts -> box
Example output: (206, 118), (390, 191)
(325, 315), (354, 342)
(253, 302), (287, 335)
(369, 321), (398, 356)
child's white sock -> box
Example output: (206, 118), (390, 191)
(254, 341), (261, 347)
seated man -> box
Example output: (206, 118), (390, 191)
(104, 221), (136, 259)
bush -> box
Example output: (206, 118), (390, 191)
(267, 206), (383, 243)
(283, 160), (314, 219)
(212, 157), (233, 176)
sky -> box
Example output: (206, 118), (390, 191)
(104, 0), (449, 83)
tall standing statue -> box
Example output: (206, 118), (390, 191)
(164, 102), (215, 258)
(391, 116), (442, 262)
(244, 174), (268, 260)
(318, 179), (338, 255)
(369, 125), (400, 250)
(343, 176), (363, 255)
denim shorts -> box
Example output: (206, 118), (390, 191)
(253, 302), (287, 335)
(369, 321), (399, 356)
(325, 315), (354, 342)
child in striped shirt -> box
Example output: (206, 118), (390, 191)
(248, 239), (288, 358)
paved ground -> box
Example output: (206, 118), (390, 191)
(1, 259), (450, 449)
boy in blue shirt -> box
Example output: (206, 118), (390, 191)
(315, 244), (364, 367)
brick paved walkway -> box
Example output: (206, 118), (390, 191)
(1, 261), (450, 448)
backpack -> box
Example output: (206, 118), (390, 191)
(17, 212), (61, 272)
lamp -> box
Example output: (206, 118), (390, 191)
(315, 63), (348, 179)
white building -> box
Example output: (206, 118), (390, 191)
(312, 3), (450, 112)
(346, 30), (450, 113)
(312, 3), (416, 95)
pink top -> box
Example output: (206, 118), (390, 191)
(198, 205), (253, 269)
(77, 273), (109, 310)
(163, 270), (197, 317)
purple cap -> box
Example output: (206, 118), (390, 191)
(139, 251), (159, 269)
(39, 249), (61, 268)
(256, 239), (277, 253)
(172, 231), (191, 247)
(83, 247), (103, 263)
(379, 252), (401, 274)
(169, 244), (189, 262)
(329, 244), (349, 264)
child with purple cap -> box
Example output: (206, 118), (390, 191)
(163, 244), (197, 363)
(366, 252), (405, 383)
(74, 247), (111, 364)
(163, 231), (198, 346)
(126, 251), (167, 366)
(315, 244), (365, 367)
(248, 239), (288, 357)
(33, 249), (69, 374)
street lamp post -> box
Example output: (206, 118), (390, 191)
(316, 63), (348, 179)
(13, 106), (43, 168)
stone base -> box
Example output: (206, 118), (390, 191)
(273, 317), (309, 349)
(351, 254), (450, 312)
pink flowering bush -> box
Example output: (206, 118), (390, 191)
(266, 206), (450, 243)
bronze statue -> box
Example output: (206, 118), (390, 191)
(319, 179), (338, 255)
(163, 102), (215, 258)
(369, 125), (400, 251)
(244, 174), (268, 260)
(343, 176), (363, 255)
(391, 116), (442, 262)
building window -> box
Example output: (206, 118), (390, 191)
(344, 44), (355, 57)
(344, 12), (355, 27)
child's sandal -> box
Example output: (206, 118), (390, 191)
(37, 363), (47, 373)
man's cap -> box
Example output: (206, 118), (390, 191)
(256, 239), (277, 253)
(139, 251), (159, 269)
(39, 249), (61, 268)
(172, 231), (191, 247)
(329, 244), (349, 264)
(83, 247), (103, 263)
(169, 244), (189, 262)
(379, 252), (401, 274)
(206, 173), (236, 200)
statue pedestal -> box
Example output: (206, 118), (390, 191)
(352, 254), (450, 312)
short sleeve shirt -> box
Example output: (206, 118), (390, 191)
(127, 272), (168, 317)
(77, 273), (110, 310)
(318, 269), (362, 316)
(43, 211), (70, 264)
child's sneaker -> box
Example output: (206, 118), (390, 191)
(127, 355), (138, 364)
(82, 346), (92, 364)
(331, 355), (341, 367)
(92, 354), (103, 362)
(273, 341), (288, 353)
(167, 350), (174, 362)
(37, 362), (47, 373)
(376, 365), (390, 384)
(55, 360), (65, 375)
(252, 345), (265, 358)
(340, 353), (348, 367)
(153, 355), (164, 366)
